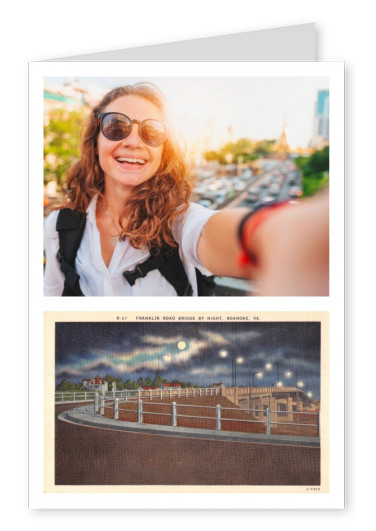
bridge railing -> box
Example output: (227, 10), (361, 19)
(55, 386), (221, 404)
(94, 397), (320, 439)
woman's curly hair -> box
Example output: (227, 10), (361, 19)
(62, 83), (192, 251)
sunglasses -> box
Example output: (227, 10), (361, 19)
(98, 112), (167, 147)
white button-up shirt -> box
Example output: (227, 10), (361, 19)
(44, 196), (216, 296)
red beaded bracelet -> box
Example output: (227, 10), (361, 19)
(237, 201), (294, 268)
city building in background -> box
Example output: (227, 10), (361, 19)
(310, 90), (329, 150)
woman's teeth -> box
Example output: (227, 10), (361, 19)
(116, 157), (146, 165)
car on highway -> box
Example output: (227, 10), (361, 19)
(262, 195), (276, 205)
(289, 186), (303, 198)
(198, 199), (213, 208)
(269, 183), (281, 196)
(246, 190), (260, 203)
(261, 179), (272, 188)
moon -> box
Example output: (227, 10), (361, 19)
(177, 341), (186, 350)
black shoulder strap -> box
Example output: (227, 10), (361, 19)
(56, 209), (215, 297)
(56, 209), (86, 296)
(123, 245), (193, 296)
(195, 269), (216, 296)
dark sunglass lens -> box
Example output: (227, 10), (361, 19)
(101, 113), (130, 141)
(141, 120), (166, 146)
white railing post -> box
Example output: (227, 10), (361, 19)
(94, 393), (98, 413)
(266, 408), (271, 435)
(73, 392), (76, 402)
(150, 389), (152, 401)
(172, 402), (177, 427)
(138, 400), (143, 423)
(169, 388), (172, 398)
(114, 398), (119, 420)
(100, 396), (104, 416)
(138, 390), (141, 400)
(216, 404), (221, 431)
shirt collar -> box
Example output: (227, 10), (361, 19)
(86, 195), (99, 225)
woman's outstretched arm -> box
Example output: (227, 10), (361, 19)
(197, 190), (329, 296)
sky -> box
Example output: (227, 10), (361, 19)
(45, 76), (329, 152)
(55, 320), (321, 399)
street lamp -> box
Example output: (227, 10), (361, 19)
(285, 369), (298, 387)
(219, 350), (244, 387)
(234, 356), (244, 387)
(265, 361), (283, 387)
(251, 371), (263, 387)
(157, 353), (171, 377)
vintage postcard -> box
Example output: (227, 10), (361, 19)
(40, 311), (337, 509)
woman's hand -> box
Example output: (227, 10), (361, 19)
(246, 191), (329, 295)
(197, 190), (329, 296)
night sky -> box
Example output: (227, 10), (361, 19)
(55, 321), (321, 399)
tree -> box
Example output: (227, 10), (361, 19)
(124, 379), (138, 390)
(105, 374), (115, 390)
(253, 139), (275, 156)
(56, 379), (85, 391)
(115, 377), (124, 390)
(153, 375), (164, 388)
(295, 146), (329, 197)
(44, 107), (89, 190)
(56, 379), (70, 391)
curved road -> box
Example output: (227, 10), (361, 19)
(55, 403), (320, 486)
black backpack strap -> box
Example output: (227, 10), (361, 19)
(195, 269), (216, 296)
(56, 209), (86, 296)
(123, 245), (193, 296)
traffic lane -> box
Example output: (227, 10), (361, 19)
(237, 174), (303, 208)
(55, 404), (320, 486)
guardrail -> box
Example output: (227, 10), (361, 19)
(55, 391), (96, 402)
(55, 386), (221, 403)
(94, 397), (320, 438)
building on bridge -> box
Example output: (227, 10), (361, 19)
(161, 382), (182, 389)
(82, 376), (108, 394)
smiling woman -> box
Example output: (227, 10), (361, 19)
(44, 83), (215, 296)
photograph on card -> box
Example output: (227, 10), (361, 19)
(42, 75), (330, 297)
(45, 312), (328, 493)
